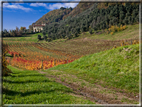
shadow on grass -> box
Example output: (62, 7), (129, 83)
(3, 79), (50, 84)
(3, 34), (36, 38)
(3, 85), (71, 97)
(37, 38), (45, 42)
(11, 74), (45, 77)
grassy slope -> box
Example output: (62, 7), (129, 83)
(3, 66), (95, 104)
(44, 44), (139, 94)
(77, 24), (139, 40)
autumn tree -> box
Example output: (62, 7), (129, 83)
(20, 27), (26, 32)
(29, 25), (33, 33)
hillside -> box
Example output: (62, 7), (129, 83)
(43, 44), (139, 104)
(42, 2), (139, 41)
(62, 2), (96, 20)
(33, 2), (96, 26)
(34, 8), (73, 25)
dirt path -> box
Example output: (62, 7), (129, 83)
(37, 70), (139, 104)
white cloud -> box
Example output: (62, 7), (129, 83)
(30, 3), (47, 7)
(47, 3), (78, 10)
(3, 3), (32, 12)
(29, 2), (78, 10)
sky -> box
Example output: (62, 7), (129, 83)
(1, 0), (80, 31)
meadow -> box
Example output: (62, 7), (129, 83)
(3, 24), (140, 104)
(3, 66), (95, 104)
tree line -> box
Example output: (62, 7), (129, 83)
(2, 27), (35, 37)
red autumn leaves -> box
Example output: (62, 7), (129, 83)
(7, 51), (74, 70)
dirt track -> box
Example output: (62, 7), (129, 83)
(37, 70), (139, 104)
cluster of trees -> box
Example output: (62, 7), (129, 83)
(37, 34), (48, 42)
(2, 27), (34, 37)
(62, 3), (96, 20)
(60, 7), (73, 11)
(2, 27), (22, 37)
(42, 3), (139, 41)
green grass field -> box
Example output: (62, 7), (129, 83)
(3, 66), (95, 104)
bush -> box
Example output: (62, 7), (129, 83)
(106, 25), (127, 35)
(47, 38), (51, 42)
(89, 29), (93, 34)
(74, 32), (79, 37)
(67, 33), (73, 40)
(38, 35), (41, 40)
(44, 36), (47, 41)
(110, 32), (114, 35)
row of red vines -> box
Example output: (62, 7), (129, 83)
(7, 51), (74, 70)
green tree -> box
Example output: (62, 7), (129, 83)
(44, 35), (47, 41)
(89, 29), (93, 34)
(38, 35), (41, 40)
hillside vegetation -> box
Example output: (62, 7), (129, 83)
(33, 2), (95, 26)
(62, 2), (96, 20)
(41, 3), (139, 41)
(34, 7), (73, 25)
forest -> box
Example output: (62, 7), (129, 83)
(41, 3), (139, 41)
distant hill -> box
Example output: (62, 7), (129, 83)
(33, 2), (96, 26)
(34, 7), (73, 25)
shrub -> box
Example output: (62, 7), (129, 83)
(44, 36), (47, 41)
(122, 25), (127, 30)
(89, 29), (93, 34)
(107, 25), (127, 35)
(37, 35), (41, 40)
(110, 32), (114, 35)
(47, 38), (51, 42)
